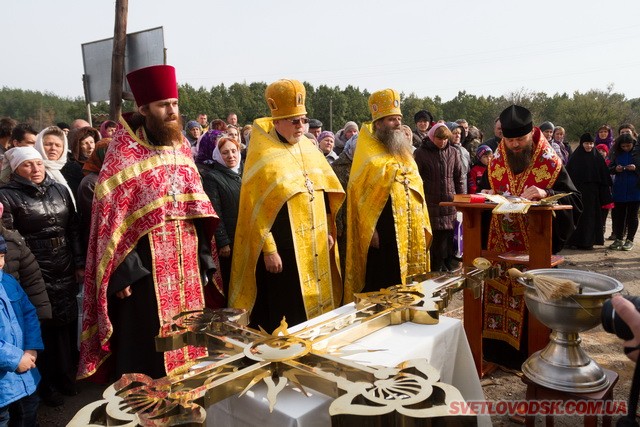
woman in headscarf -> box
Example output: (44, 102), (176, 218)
(77, 140), (110, 251)
(34, 126), (75, 205)
(184, 120), (202, 156)
(99, 120), (117, 139)
(62, 126), (100, 198)
(199, 135), (243, 300)
(595, 124), (615, 150)
(0, 147), (84, 406)
(194, 128), (226, 308)
(566, 133), (613, 249)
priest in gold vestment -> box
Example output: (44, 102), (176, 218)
(229, 79), (345, 331)
(343, 89), (432, 303)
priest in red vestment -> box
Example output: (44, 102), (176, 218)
(78, 65), (219, 380)
(477, 104), (582, 368)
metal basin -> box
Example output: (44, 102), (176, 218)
(518, 269), (623, 393)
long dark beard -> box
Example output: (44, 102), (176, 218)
(375, 126), (413, 160)
(505, 145), (533, 175)
(145, 113), (183, 146)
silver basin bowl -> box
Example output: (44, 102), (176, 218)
(518, 269), (623, 332)
(518, 269), (623, 393)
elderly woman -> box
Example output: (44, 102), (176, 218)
(198, 135), (242, 301)
(99, 120), (117, 139)
(34, 125), (75, 204)
(0, 147), (84, 406)
(317, 131), (338, 163)
(184, 120), (202, 156)
(62, 126), (100, 198)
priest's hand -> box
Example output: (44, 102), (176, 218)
(521, 185), (546, 201)
(264, 252), (283, 273)
(370, 230), (380, 249)
(116, 286), (132, 299)
(328, 234), (334, 250)
(220, 245), (231, 257)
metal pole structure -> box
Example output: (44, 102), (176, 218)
(109, 0), (128, 121)
(82, 74), (92, 126)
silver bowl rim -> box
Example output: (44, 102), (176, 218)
(516, 268), (623, 297)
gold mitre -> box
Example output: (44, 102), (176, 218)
(368, 88), (402, 122)
(265, 79), (308, 120)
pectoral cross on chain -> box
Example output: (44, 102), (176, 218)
(304, 174), (315, 201)
(399, 167), (411, 191)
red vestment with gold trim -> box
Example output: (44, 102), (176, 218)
(78, 117), (218, 379)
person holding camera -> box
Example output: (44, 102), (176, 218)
(610, 295), (640, 361)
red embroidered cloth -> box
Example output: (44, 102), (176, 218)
(78, 118), (218, 379)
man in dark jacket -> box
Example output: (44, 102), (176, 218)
(414, 123), (464, 271)
(484, 117), (502, 152)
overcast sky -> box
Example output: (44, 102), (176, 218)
(4, 0), (640, 102)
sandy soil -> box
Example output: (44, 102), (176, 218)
(39, 222), (639, 426)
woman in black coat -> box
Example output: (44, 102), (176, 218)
(566, 133), (613, 249)
(413, 123), (465, 271)
(198, 135), (242, 300)
(0, 147), (84, 406)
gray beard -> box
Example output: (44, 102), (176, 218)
(375, 127), (412, 160)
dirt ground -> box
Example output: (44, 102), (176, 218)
(39, 221), (639, 427)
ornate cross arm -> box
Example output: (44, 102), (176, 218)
(70, 265), (497, 426)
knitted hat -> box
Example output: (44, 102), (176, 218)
(580, 133), (594, 143)
(265, 79), (308, 120)
(476, 144), (493, 161)
(317, 131), (335, 143)
(539, 121), (555, 132)
(595, 143), (609, 154)
(0, 235), (6, 254)
(368, 88), (402, 122)
(126, 65), (178, 106)
(499, 105), (533, 138)
(343, 121), (358, 132)
(414, 110), (433, 124)
(186, 120), (202, 131)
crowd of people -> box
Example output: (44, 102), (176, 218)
(0, 63), (639, 425)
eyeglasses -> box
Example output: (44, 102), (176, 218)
(283, 117), (310, 125)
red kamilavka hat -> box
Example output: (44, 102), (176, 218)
(126, 65), (178, 106)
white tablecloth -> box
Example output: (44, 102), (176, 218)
(208, 304), (489, 426)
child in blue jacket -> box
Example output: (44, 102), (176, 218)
(0, 235), (43, 426)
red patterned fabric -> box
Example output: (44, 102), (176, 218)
(486, 128), (562, 253)
(78, 117), (218, 379)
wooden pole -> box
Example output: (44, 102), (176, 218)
(109, 0), (128, 121)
